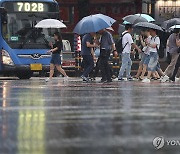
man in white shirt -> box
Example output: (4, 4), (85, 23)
(118, 24), (141, 81)
(142, 28), (161, 83)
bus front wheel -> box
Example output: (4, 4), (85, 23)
(16, 71), (33, 79)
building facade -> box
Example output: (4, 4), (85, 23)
(153, 0), (180, 24)
(58, 0), (151, 33)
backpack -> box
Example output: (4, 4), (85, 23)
(115, 32), (129, 53)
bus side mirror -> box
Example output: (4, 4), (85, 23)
(0, 7), (7, 24)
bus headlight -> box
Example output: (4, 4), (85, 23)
(2, 50), (14, 66)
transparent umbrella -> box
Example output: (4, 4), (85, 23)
(35, 19), (67, 28)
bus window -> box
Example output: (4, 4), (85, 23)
(9, 17), (18, 36)
(2, 2), (59, 49)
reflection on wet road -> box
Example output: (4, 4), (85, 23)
(0, 78), (180, 154)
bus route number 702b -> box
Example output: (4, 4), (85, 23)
(17, 2), (44, 12)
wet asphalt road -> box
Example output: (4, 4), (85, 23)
(0, 77), (180, 154)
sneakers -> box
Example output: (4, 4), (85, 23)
(161, 75), (169, 83)
(118, 77), (133, 81)
(142, 78), (150, 83)
(133, 76), (139, 81)
(160, 76), (164, 80)
(81, 75), (89, 82)
(118, 78), (125, 81)
(64, 76), (69, 82)
(175, 77), (180, 82)
(169, 77), (175, 82)
(111, 75), (117, 79)
(45, 78), (51, 82)
(127, 77), (133, 81)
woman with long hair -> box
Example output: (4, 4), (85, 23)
(46, 32), (68, 82)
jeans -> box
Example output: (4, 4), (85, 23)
(118, 53), (132, 78)
(143, 54), (150, 65)
(140, 53), (150, 65)
(140, 52), (146, 65)
(148, 52), (159, 72)
(82, 55), (94, 77)
(156, 62), (161, 71)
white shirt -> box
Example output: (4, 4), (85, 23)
(143, 35), (152, 55)
(122, 31), (134, 53)
(148, 35), (160, 53)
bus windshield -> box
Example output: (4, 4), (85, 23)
(2, 2), (60, 49)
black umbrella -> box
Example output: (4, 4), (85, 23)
(161, 18), (180, 30)
(122, 14), (147, 25)
(134, 22), (163, 31)
(118, 24), (125, 35)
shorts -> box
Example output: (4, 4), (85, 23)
(156, 62), (161, 71)
(148, 52), (159, 72)
(140, 52), (146, 64)
(140, 53), (150, 65)
(50, 54), (61, 65)
(143, 54), (150, 65)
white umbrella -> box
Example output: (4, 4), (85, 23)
(35, 19), (66, 28)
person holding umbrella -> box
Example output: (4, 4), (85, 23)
(133, 22), (165, 82)
(134, 29), (147, 79)
(45, 32), (68, 82)
(81, 32), (98, 82)
(138, 29), (152, 80)
(93, 27), (116, 81)
(142, 29), (160, 83)
(98, 29), (118, 82)
(73, 14), (117, 82)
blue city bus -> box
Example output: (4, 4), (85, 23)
(0, 0), (60, 79)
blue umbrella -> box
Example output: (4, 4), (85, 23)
(135, 14), (155, 22)
(73, 14), (116, 35)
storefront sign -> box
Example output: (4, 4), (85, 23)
(159, 6), (180, 18)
